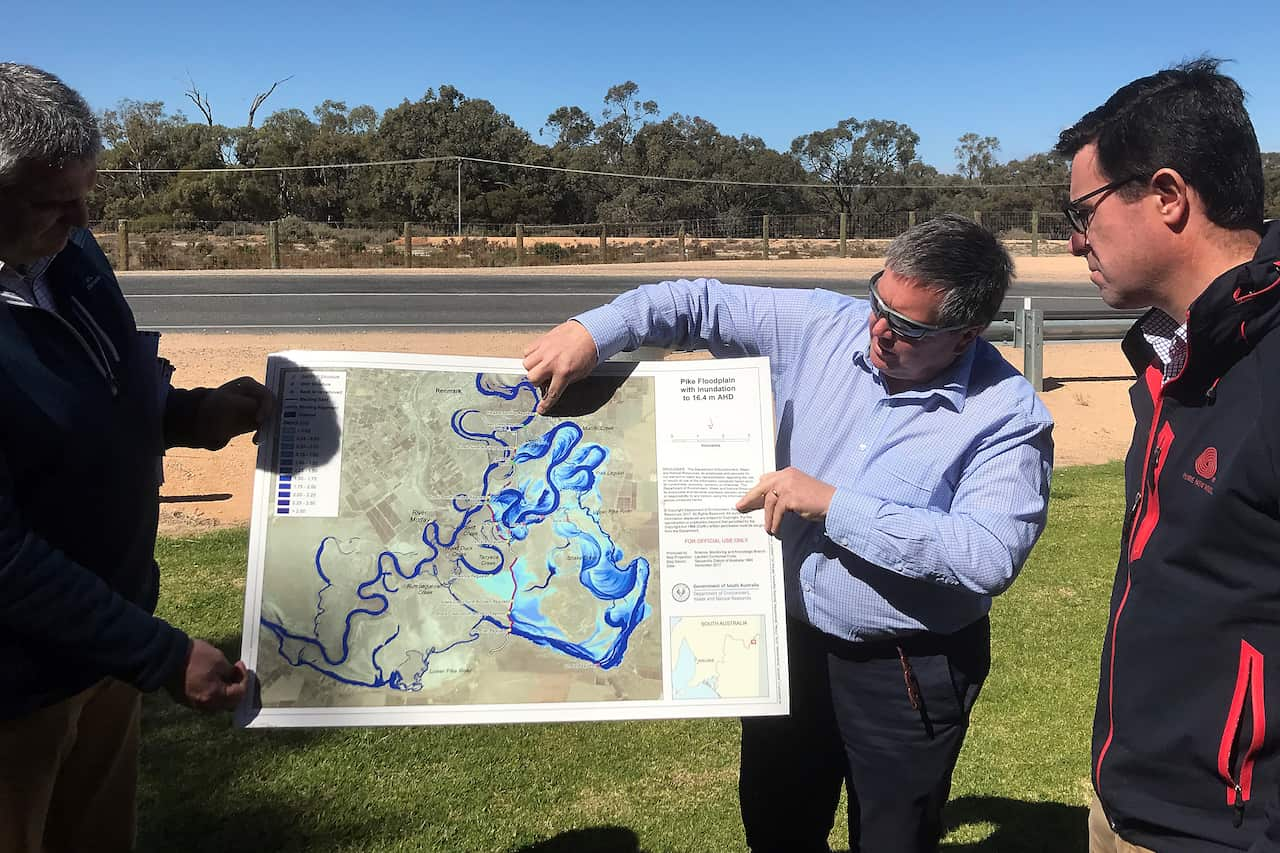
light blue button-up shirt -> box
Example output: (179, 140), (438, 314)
(575, 278), (1054, 642)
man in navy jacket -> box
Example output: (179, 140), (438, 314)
(1057, 59), (1280, 852)
(0, 64), (273, 852)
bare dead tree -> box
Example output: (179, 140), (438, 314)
(184, 75), (214, 126)
(247, 75), (294, 128)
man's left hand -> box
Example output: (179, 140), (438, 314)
(197, 376), (274, 450)
(735, 467), (836, 536)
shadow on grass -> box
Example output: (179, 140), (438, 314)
(510, 827), (645, 853)
(136, 702), (360, 852)
(941, 796), (1088, 851)
(135, 635), (392, 852)
(503, 798), (1085, 853)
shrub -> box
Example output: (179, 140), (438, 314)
(130, 213), (185, 232)
(533, 242), (569, 262)
(214, 221), (267, 238)
(277, 216), (317, 243)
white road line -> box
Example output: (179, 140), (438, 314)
(1006, 294), (1102, 300)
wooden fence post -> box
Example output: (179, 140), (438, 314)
(678, 220), (687, 261)
(762, 215), (770, 260)
(117, 219), (129, 271)
(1030, 210), (1040, 257)
(515, 223), (525, 266)
(268, 220), (281, 269)
(599, 222), (608, 262)
(839, 212), (848, 258)
(403, 222), (413, 268)
(908, 210), (917, 229)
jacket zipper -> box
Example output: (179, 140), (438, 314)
(1096, 366), (1166, 794)
(3, 296), (119, 396)
(1218, 640), (1266, 828)
(1127, 422), (1174, 562)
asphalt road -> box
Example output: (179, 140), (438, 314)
(118, 272), (1113, 331)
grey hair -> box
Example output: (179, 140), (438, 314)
(883, 213), (1015, 328)
(0, 63), (101, 186)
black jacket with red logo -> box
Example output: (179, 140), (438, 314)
(1093, 221), (1280, 852)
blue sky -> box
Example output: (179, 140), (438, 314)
(13, 0), (1279, 173)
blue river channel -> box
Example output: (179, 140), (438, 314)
(261, 374), (651, 691)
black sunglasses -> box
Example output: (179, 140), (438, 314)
(1064, 175), (1144, 234)
(867, 271), (969, 340)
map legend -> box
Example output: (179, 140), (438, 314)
(273, 369), (347, 517)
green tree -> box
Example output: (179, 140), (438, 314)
(1263, 152), (1280, 218)
(96, 100), (235, 221)
(597, 114), (808, 223)
(954, 133), (1001, 181)
(234, 108), (318, 218)
(301, 101), (379, 220)
(597, 81), (659, 165)
(542, 106), (596, 148)
(980, 151), (1069, 212)
(371, 84), (549, 224)
(789, 118), (921, 215)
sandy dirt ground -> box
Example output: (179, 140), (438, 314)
(151, 255), (1128, 534)
(132, 255), (1090, 281)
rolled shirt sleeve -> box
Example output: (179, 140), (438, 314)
(574, 277), (814, 375)
(825, 415), (1053, 596)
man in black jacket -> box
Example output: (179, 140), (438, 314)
(1057, 58), (1280, 852)
(0, 63), (273, 853)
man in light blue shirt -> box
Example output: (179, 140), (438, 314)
(523, 214), (1053, 852)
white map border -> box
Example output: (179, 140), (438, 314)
(237, 351), (789, 728)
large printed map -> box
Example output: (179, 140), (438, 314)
(238, 352), (788, 727)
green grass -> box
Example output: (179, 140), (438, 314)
(139, 462), (1124, 853)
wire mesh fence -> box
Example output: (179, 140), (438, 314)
(88, 210), (1078, 271)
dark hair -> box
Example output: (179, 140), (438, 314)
(1054, 57), (1263, 232)
(884, 213), (1013, 327)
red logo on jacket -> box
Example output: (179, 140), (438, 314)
(1195, 447), (1218, 480)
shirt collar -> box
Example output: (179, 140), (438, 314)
(0, 253), (58, 310)
(0, 253), (55, 286)
(1137, 308), (1188, 382)
(851, 332), (976, 413)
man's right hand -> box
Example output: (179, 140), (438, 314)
(522, 320), (599, 413)
(166, 638), (249, 712)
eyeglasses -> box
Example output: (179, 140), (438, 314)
(1064, 175), (1144, 234)
(867, 271), (969, 340)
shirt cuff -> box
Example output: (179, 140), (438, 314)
(573, 304), (636, 362)
(824, 487), (897, 571)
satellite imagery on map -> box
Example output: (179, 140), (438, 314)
(254, 366), (662, 712)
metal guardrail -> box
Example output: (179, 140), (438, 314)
(985, 297), (1143, 391)
(620, 297), (1142, 393)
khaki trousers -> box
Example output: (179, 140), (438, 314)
(0, 679), (141, 853)
(1088, 794), (1157, 853)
